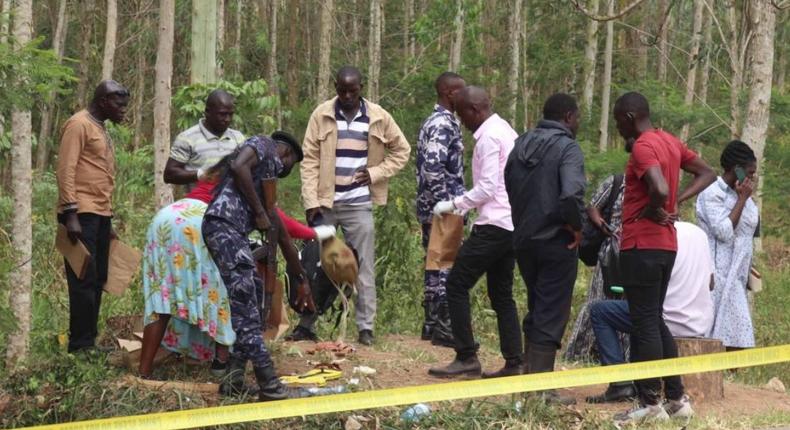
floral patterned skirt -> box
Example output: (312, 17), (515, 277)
(142, 198), (236, 361)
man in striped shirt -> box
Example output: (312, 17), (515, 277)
(294, 66), (410, 346)
(164, 89), (245, 189)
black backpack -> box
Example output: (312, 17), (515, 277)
(578, 174), (623, 267)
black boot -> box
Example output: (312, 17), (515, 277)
(428, 355), (482, 378)
(421, 300), (435, 340)
(430, 298), (455, 348)
(585, 382), (637, 403)
(482, 358), (523, 378)
(526, 343), (576, 405)
(254, 365), (296, 401)
(219, 357), (250, 397)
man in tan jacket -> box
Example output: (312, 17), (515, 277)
(291, 66), (410, 345)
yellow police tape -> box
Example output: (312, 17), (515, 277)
(22, 344), (790, 430)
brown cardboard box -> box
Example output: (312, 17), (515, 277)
(104, 239), (142, 296)
(55, 224), (91, 279)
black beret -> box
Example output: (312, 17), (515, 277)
(271, 130), (303, 162)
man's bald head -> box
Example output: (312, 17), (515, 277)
(455, 86), (493, 132)
(335, 66), (364, 111)
(435, 72), (465, 112)
(90, 80), (129, 123)
(206, 89), (235, 111)
(335, 66), (363, 85)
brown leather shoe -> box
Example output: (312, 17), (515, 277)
(481, 360), (522, 379)
(428, 356), (481, 378)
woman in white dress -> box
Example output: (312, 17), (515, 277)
(696, 140), (758, 350)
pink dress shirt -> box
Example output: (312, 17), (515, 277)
(453, 114), (516, 231)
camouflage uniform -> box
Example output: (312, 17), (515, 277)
(416, 104), (465, 302)
(203, 136), (282, 368)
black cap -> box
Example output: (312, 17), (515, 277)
(271, 130), (303, 162)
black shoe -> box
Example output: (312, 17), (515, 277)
(540, 389), (577, 405)
(254, 365), (302, 401)
(481, 359), (522, 378)
(358, 329), (374, 346)
(430, 330), (455, 348)
(430, 299), (455, 348)
(428, 356), (482, 378)
(285, 326), (318, 342)
(585, 383), (637, 403)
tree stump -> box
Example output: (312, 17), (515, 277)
(674, 337), (725, 401)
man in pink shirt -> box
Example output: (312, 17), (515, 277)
(428, 86), (523, 379)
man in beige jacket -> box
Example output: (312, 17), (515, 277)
(290, 66), (410, 345)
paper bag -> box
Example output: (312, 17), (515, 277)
(264, 278), (290, 340)
(426, 214), (464, 270)
(104, 239), (142, 296)
(55, 224), (91, 279)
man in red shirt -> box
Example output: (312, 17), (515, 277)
(611, 92), (715, 424)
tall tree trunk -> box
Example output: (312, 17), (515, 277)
(132, 25), (148, 150)
(154, 0), (175, 209)
(727, 1), (744, 138)
(448, 0), (464, 72)
(101, 0), (117, 80)
(351, 0), (360, 66)
(657, 0), (670, 84)
(777, 22), (786, 95)
(191, 0), (218, 84)
(506, 0), (522, 123)
(581, 0), (600, 119)
(598, 0), (615, 152)
(368, 0), (381, 102)
(699, 8), (713, 105)
(403, 0), (413, 77)
(286, 0), (299, 107)
(76, 0), (95, 108)
(740, 0), (776, 242)
(268, 0), (280, 126)
(7, 0), (34, 369)
(217, 0), (225, 78)
(234, 0), (242, 77)
(316, 0), (333, 102)
(35, 0), (69, 170)
(679, 0), (704, 143)
(521, 1), (529, 131)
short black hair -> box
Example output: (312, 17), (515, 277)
(272, 130), (303, 162)
(435, 71), (463, 92)
(614, 91), (650, 117)
(542, 93), (578, 122)
(335, 66), (363, 84)
(206, 89), (234, 110)
(720, 140), (756, 170)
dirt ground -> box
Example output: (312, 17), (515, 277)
(121, 332), (790, 421)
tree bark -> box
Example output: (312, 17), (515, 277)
(679, 0), (705, 143)
(7, 0), (34, 369)
(506, 0), (522, 123)
(448, 0), (465, 72)
(777, 22), (786, 95)
(727, 1), (745, 138)
(234, 0), (242, 77)
(35, 0), (69, 170)
(268, 0), (281, 126)
(368, 0), (381, 103)
(740, 0), (776, 233)
(521, 1), (529, 131)
(101, 0), (118, 80)
(76, 0), (95, 108)
(699, 7), (713, 105)
(351, 0), (360, 66)
(581, 0), (600, 119)
(286, 0), (299, 107)
(316, 0), (333, 102)
(191, 0), (218, 84)
(657, 0), (670, 84)
(403, 0), (413, 77)
(153, 0), (175, 209)
(132, 20), (148, 150)
(598, 0), (615, 152)
(217, 0), (225, 78)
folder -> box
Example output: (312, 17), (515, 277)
(104, 239), (142, 296)
(55, 223), (91, 280)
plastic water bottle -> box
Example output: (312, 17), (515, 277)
(400, 403), (431, 422)
(305, 385), (347, 396)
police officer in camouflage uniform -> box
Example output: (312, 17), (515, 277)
(415, 72), (467, 347)
(203, 132), (315, 401)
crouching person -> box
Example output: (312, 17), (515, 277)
(202, 132), (316, 401)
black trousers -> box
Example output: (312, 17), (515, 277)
(58, 213), (112, 352)
(446, 225), (522, 362)
(516, 237), (577, 350)
(620, 248), (683, 405)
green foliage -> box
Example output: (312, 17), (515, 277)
(0, 36), (75, 114)
(171, 79), (280, 136)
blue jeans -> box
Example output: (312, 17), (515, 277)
(589, 300), (632, 365)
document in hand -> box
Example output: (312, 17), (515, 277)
(55, 223), (91, 280)
(426, 214), (464, 270)
(104, 239), (142, 296)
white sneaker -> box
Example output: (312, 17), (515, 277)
(664, 394), (694, 418)
(613, 403), (670, 425)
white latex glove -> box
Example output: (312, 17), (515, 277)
(433, 200), (455, 217)
(313, 224), (337, 241)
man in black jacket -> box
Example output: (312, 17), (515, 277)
(504, 93), (586, 404)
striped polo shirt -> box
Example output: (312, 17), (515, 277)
(334, 100), (371, 205)
(170, 119), (245, 173)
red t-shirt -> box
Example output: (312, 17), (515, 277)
(621, 129), (697, 251)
